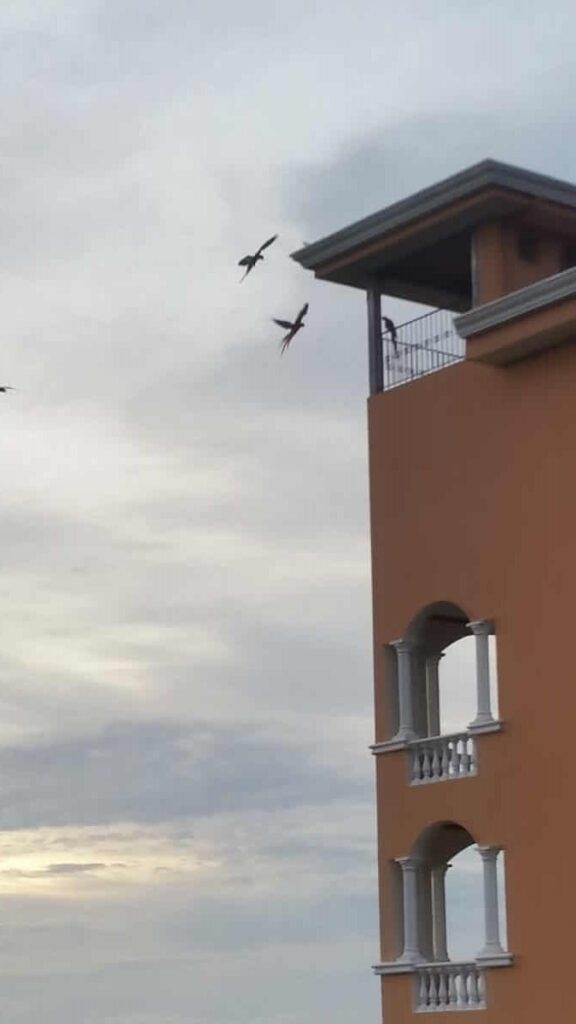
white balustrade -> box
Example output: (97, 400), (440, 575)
(410, 732), (476, 784)
(415, 963), (486, 1012)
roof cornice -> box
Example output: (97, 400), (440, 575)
(291, 160), (576, 271)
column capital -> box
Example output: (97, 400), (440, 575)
(467, 619), (494, 637)
(395, 856), (422, 872)
(477, 845), (502, 862)
(390, 637), (417, 654)
(426, 650), (445, 664)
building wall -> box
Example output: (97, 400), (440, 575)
(368, 340), (576, 1022)
(474, 220), (566, 303)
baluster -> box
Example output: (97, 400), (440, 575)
(428, 969), (439, 1009)
(420, 746), (428, 782)
(468, 736), (476, 773)
(455, 968), (467, 1008)
(446, 738), (456, 776)
(437, 969), (448, 1008)
(477, 968), (486, 1005)
(459, 736), (469, 774)
(440, 739), (449, 778)
(418, 971), (428, 1010)
(431, 744), (441, 780)
(412, 747), (421, 783)
(468, 966), (480, 1007)
(448, 968), (458, 1007)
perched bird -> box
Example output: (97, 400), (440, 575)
(382, 316), (398, 356)
(272, 302), (309, 354)
(0, 386), (15, 393)
(238, 234), (278, 280)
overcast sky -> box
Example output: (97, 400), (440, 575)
(0, 1), (572, 1021)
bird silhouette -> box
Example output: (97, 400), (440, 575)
(238, 234), (278, 280)
(0, 386), (15, 393)
(382, 316), (398, 356)
(272, 303), (309, 354)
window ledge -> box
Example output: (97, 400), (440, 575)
(371, 721), (503, 755)
(372, 960), (417, 975)
(468, 719), (504, 735)
(476, 952), (514, 968)
(370, 737), (408, 754)
(372, 955), (514, 976)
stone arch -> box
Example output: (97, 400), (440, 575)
(404, 600), (471, 654)
(394, 820), (508, 967)
(410, 819), (475, 865)
(398, 602), (471, 739)
(384, 602), (498, 745)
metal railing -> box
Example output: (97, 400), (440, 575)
(382, 309), (464, 391)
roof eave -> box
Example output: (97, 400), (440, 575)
(291, 159), (576, 274)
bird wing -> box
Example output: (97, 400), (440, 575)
(272, 318), (294, 330)
(295, 302), (309, 324)
(256, 234), (278, 256)
(238, 256), (254, 267)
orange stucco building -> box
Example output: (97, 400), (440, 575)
(293, 161), (576, 1021)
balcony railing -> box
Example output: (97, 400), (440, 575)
(382, 309), (464, 391)
(409, 732), (476, 785)
(415, 962), (486, 1012)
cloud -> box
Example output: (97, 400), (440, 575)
(0, 861), (108, 879)
(0, 0), (565, 1019)
(0, 720), (367, 830)
(284, 104), (576, 251)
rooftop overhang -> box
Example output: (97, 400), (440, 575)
(291, 160), (576, 312)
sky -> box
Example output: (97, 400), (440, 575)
(0, 0), (572, 1020)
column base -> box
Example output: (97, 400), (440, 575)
(476, 950), (514, 967)
(392, 728), (417, 743)
(468, 716), (502, 734)
(395, 952), (425, 966)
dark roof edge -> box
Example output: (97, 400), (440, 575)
(291, 160), (576, 271)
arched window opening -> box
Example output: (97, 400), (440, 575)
(439, 636), (477, 735)
(381, 603), (500, 751)
(445, 846), (484, 960)
(439, 633), (500, 735)
(394, 822), (510, 968)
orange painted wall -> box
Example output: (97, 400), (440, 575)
(368, 340), (576, 1022)
(474, 220), (565, 303)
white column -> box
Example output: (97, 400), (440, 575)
(467, 620), (496, 730)
(477, 846), (505, 959)
(396, 857), (423, 963)
(426, 652), (443, 737)
(431, 863), (450, 962)
(390, 639), (417, 742)
(417, 864), (434, 962)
